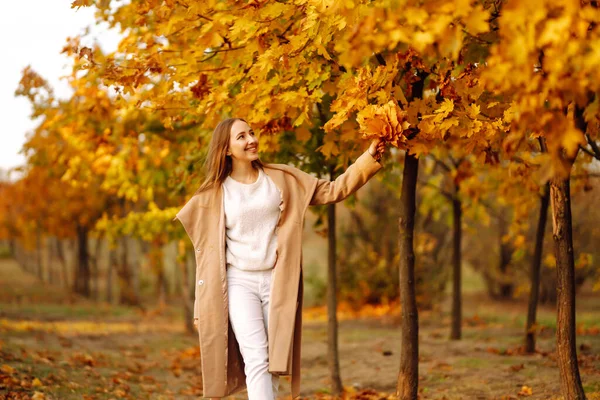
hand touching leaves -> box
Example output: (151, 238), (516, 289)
(358, 101), (411, 149)
(368, 138), (386, 162)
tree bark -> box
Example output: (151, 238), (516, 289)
(327, 164), (343, 395)
(91, 236), (103, 302)
(107, 245), (116, 304)
(55, 238), (69, 289)
(118, 236), (139, 306)
(525, 183), (550, 353)
(74, 224), (91, 297)
(47, 236), (55, 285)
(450, 194), (462, 340)
(549, 177), (586, 399)
(177, 240), (195, 333)
(36, 226), (43, 281)
(151, 238), (167, 306)
(497, 216), (514, 299)
(397, 153), (419, 400)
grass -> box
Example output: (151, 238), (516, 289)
(1, 256), (600, 399)
(0, 303), (141, 320)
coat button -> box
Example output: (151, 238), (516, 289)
(198, 280), (204, 285)
(196, 248), (201, 252)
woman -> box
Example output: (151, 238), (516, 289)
(174, 118), (386, 399)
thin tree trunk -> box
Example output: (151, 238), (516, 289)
(327, 163), (343, 395)
(47, 236), (55, 285)
(178, 241), (194, 333)
(497, 216), (514, 299)
(550, 177), (586, 399)
(36, 226), (43, 281)
(49, 237), (57, 285)
(132, 239), (141, 305)
(74, 224), (91, 297)
(397, 153), (419, 400)
(56, 238), (69, 289)
(151, 238), (167, 306)
(91, 236), (103, 301)
(450, 194), (462, 340)
(118, 236), (139, 306)
(107, 245), (117, 304)
(525, 183), (550, 353)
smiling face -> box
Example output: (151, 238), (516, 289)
(227, 119), (259, 163)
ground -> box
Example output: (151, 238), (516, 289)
(0, 257), (599, 400)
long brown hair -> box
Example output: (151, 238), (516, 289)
(194, 118), (264, 195)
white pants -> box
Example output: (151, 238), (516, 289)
(227, 266), (280, 400)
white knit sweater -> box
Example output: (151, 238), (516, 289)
(222, 168), (282, 271)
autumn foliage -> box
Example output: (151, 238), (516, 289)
(2, 0), (600, 399)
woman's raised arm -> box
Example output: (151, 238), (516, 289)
(309, 139), (385, 206)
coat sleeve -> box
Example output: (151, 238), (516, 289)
(309, 150), (382, 206)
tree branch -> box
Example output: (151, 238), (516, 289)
(579, 144), (598, 160)
(428, 153), (452, 173)
(584, 133), (600, 160)
(418, 178), (454, 201)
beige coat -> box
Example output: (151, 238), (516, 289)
(174, 150), (382, 398)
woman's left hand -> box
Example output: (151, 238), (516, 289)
(368, 138), (386, 161)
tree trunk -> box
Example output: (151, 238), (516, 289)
(178, 240), (195, 333)
(397, 153), (419, 400)
(151, 238), (167, 306)
(549, 177), (586, 399)
(327, 162), (343, 395)
(55, 238), (69, 289)
(47, 236), (55, 285)
(131, 239), (141, 305)
(74, 224), (90, 297)
(91, 236), (103, 302)
(36, 226), (43, 281)
(525, 183), (550, 353)
(107, 245), (116, 304)
(450, 194), (462, 340)
(497, 216), (514, 299)
(117, 236), (135, 305)
(118, 236), (139, 306)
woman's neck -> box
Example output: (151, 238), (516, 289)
(229, 160), (258, 184)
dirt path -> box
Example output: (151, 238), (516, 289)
(1, 258), (599, 399)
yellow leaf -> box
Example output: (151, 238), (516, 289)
(435, 98), (455, 117)
(1, 364), (15, 374)
(584, 96), (599, 123)
(518, 385), (533, 396)
(32, 378), (43, 387)
(357, 101), (409, 147)
(464, 6), (490, 35)
(538, 16), (571, 46)
(316, 43), (332, 60)
(296, 127), (312, 142)
(318, 140), (339, 158)
(562, 127), (585, 158)
(71, 0), (92, 9)
(467, 103), (480, 119)
(413, 31), (435, 51)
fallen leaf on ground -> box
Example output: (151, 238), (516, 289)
(518, 385), (533, 396)
(509, 364), (525, 372)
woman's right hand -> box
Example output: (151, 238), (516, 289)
(368, 138), (386, 161)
